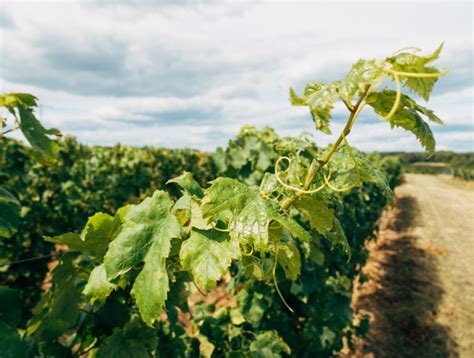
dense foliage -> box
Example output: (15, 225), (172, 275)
(1, 137), (215, 314)
(194, 127), (402, 356)
(1, 45), (445, 357)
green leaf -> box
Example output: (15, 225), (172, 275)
(403, 68), (439, 101)
(306, 84), (337, 135)
(180, 229), (240, 293)
(338, 59), (383, 102)
(234, 289), (268, 325)
(173, 193), (209, 229)
(366, 89), (439, 156)
(277, 240), (301, 281)
(212, 147), (228, 173)
(230, 198), (274, 255)
(351, 146), (394, 203)
(389, 43), (444, 100)
(403, 95), (443, 124)
(130, 230), (173, 326)
(0, 287), (22, 327)
(229, 195), (312, 254)
(83, 264), (117, 303)
(320, 326), (337, 350)
(167, 171), (204, 199)
(95, 320), (157, 358)
(0, 187), (20, 239)
(197, 334), (215, 358)
(103, 191), (181, 326)
(104, 191), (179, 278)
(201, 178), (257, 220)
(26, 254), (81, 340)
(359, 165), (394, 205)
(249, 331), (291, 357)
(310, 246), (325, 266)
(0, 321), (28, 358)
(288, 87), (307, 106)
(289, 82), (337, 134)
(46, 212), (117, 259)
(259, 173), (279, 195)
(272, 213), (312, 243)
(294, 196), (334, 234)
(0, 92), (38, 108)
(275, 135), (314, 153)
(230, 308), (246, 325)
(329, 144), (394, 203)
(37, 342), (72, 357)
(17, 104), (60, 164)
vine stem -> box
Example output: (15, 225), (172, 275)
(279, 85), (371, 211)
(386, 69), (448, 78)
(272, 234), (294, 313)
(384, 72), (401, 120)
(2, 125), (20, 136)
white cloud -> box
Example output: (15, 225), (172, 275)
(0, 0), (472, 151)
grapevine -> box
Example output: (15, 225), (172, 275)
(0, 44), (445, 357)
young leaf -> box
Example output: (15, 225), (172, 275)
(366, 89), (440, 156)
(308, 85), (337, 134)
(392, 110), (435, 155)
(403, 95), (444, 124)
(180, 228), (240, 293)
(290, 82), (337, 134)
(289, 87), (307, 106)
(388, 43), (444, 100)
(259, 173), (279, 195)
(337, 59), (383, 102)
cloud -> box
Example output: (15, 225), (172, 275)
(0, 8), (14, 28)
(0, 1), (472, 152)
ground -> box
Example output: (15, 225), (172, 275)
(350, 174), (474, 357)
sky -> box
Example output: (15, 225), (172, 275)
(0, 0), (472, 152)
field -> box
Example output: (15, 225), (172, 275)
(1, 41), (472, 357)
(2, 132), (473, 356)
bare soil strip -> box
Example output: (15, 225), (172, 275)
(350, 174), (474, 357)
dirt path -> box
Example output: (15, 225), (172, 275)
(351, 174), (474, 357)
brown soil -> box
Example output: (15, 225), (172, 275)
(349, 174), (474, 357)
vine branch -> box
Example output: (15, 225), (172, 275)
(279, 84), (371, 211)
